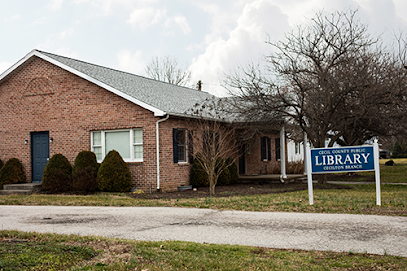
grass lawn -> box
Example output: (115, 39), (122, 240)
(1, 184), (406, 216)
(356, 158), (407, 183)
(1, 230), (406, 270)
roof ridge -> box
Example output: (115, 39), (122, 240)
(35, 49), (210, 94)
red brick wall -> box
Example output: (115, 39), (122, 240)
(243, 133), (283, 175)
(0, 56), (193, 191)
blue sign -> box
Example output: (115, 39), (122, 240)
(311, 146), (375, 174)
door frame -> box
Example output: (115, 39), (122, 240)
(31, 131), (50, 183)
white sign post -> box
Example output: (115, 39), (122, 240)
(306, 143), (313, 205)
(306, 140), (381, 206)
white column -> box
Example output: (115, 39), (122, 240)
(303, 132), (308, 175)
(280, 126), (287, 179)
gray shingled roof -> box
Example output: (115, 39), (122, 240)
(38, 50), (215, 117)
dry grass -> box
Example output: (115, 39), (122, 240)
(1, 230), (407, 270)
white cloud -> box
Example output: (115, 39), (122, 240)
(4, 14), (21, 21)
(58, 28), (74, 40)
(48, 0), (63, 11)
(116, 50), (146, 75)
(127, 7), (167, 29)
(189, 0), (290, 96)
(170, 15), (191, 34)
(73, 0), (159, 16)
(127, 8), (191, 34)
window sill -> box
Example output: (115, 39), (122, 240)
(178, 162), (189, 166)
(97, 160), (143, 163)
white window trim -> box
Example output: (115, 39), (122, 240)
(177, 129), (188, 163)
(91, 128), (143, 163)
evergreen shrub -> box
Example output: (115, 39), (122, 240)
(97, 150), (132, 192)
(0, 158), (4, 170)
(0, 158), (27, 189)
(72, 151), (99, 193)
(190, 156), (235, 187)
(226, 157), (239, 185)
(42, 154), (72, 193)
(190, 157), (209, 187)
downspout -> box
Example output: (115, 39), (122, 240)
(156, 114), (170, 191)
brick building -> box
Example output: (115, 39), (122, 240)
(0, 50), (283, 191)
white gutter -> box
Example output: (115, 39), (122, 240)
(156, 114), (170, 190)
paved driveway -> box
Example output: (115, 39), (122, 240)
(1, 205), (406, 257)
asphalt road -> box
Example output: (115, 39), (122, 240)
(1, 205), (406, 257)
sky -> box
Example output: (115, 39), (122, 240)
(1, 0), (407, 96)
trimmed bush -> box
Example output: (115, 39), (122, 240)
(97, 150), (132, 192)
(72, 151), (99, 193)
(0, 158), (27, 189)
(0, 158), (4, 170)
(42, 154), (72, 193)
(226, 157), (239, 185)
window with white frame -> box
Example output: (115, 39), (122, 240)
(91, 129), (143, 162)
(295, 142), (301, 154)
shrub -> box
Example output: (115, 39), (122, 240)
(287, 161), (304, 174)
(217, 164), (230, 186)
(385, 160), (395, 166)
(42, 154), (72, 193)
(72, 151), (99, 193)
(0, 158), (4, 170)
(226, 157), (239, 185)
(190, 156), (235, 187)
(190, 158), (209, 187)
(0, 158), (26, 189)
(97, 150), (132, 192)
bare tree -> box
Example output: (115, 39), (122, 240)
(186, 98), (239, 195)
(145, 55), (191, 86)
(225, 10), (407, 149)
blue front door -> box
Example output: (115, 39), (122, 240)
(31, 132), (49, 183)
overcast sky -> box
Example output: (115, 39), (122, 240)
(1, 0), (406, 96)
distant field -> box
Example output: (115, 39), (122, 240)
(379, 158), (407, 164)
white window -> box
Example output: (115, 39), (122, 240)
(295, 142), (301, 154)
(91, 129), (143, 162)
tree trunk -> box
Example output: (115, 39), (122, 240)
(208, 171), (216, 196)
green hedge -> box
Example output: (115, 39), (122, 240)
(72, 151), (99, 193)
(97, 150), (132, 192)
(0, 158), (26, 189)
(42, 154), (72, 193)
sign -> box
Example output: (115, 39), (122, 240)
(305, 141), (381, 206)
(311, 146), (374, 174)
